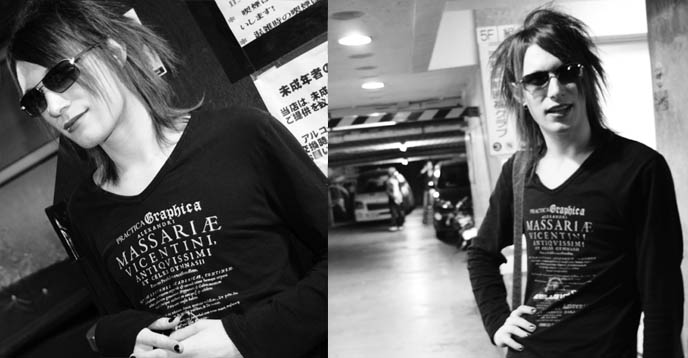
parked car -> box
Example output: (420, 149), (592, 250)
(431, 159), (472, 238)
(353, 169), (414, 222)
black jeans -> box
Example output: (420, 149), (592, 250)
(389, 199), (405, 227)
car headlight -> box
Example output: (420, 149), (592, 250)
(440, 200), (454, 210)
(434, 213), (443, 221)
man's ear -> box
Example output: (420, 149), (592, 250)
(105, 38), (127, 67)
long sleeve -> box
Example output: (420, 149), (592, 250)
(467, 157), (515, 343)
(67, 205), (160, 357)
(221, 111), (327, 358)
(631, 155), (684, 358)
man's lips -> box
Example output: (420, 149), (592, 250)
(63, 110), (88, 132)
(546, 104), (572, 114)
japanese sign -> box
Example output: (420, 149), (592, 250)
(253, 41), (328, 175)
(476, 25), (519, 156)
(214, 0), (319, 47)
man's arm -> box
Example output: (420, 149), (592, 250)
(632, 155), (684, 358)
(467, 157), (515, 343)
(66, 203), (166, 357)
(221, 109), (327, 358)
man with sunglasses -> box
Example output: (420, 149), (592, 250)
(8, 1), (326, 358)
(467, 8), (683, 358)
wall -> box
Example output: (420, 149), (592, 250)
(0, 157), (63, 289)
(645, 0), (688, 351)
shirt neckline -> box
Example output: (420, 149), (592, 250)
(530, 132), (613, 193)
(88, 111), (199, 202)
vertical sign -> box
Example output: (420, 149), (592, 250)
(253, 41), (328, 175)
(214, 0), (319, 47)
(476, 25), (519, 156)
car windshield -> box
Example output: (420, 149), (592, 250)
(356, 173), (388, 193)
(437, 162), (469, 189)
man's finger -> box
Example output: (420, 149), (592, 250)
(505, 324), (530, 338)
(148, 316), (180, 331)
(137, 328), (183, 354)
(511, 316), (537, 332)
(169, 321), (201, 341)
(501, 336), (524, 351)
(131, 347), (174, 358)
(513, 305), (536, 316)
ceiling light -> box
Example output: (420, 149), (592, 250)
(399, 142), (407, 153)
(330, 11), (365, 21)
(401, 158), (409, 166)
(338, 34), (372, 46)
(362, 81), (384, 90)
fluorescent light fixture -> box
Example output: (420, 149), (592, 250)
(401, 158), (409, 166)
(338, 34), (372, 46)
(362, 81), (384, 90)
(368, 112), (385, 116)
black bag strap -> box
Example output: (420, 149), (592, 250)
(511, 151), (528, 309)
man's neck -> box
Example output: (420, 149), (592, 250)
(541, 122), (594, 161)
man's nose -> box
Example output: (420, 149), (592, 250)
(547, 75), (565, 99)
(44, 89), (70, 118)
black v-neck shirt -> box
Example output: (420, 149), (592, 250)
(68, 106), (326, 358)
(468, 132), (683, 358)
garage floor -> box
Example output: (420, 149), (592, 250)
(328, 211), (504, 358)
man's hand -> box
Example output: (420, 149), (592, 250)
(169, 319), (242, 358)
(493, 305), (537, 352)
(132, 316), (184, 358)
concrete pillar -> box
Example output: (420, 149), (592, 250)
(645, 0), (688, 351)
(465, 116), (496, 227)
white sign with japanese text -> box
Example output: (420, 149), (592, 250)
(476, 25), (519, 156)
(214, 0), (318, 47)
(253, 41), (328, 175)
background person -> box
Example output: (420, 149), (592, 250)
(385, 166), (406, 231)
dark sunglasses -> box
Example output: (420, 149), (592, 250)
(20, 43), (101, 118)
(516, 63), (584, 94)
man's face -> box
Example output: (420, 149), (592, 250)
(520, 45), (588, 139)
(16, 54), (127, 150)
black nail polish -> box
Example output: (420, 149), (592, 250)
(130, 355), (136, 358)
(168, 317), (175, 323)
(174, 344), (181, 353)
(518, 347), (524, 351)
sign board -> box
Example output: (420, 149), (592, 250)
(476, 25), (519, 156)
(214, 0), (319, 47)
(253, 41), (328, 175)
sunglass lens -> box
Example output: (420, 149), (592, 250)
(558, 65), (581, 84)
(43, 61), (80, 93)
(20, 89), (47, 117)
(522, 72), (549, 88)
